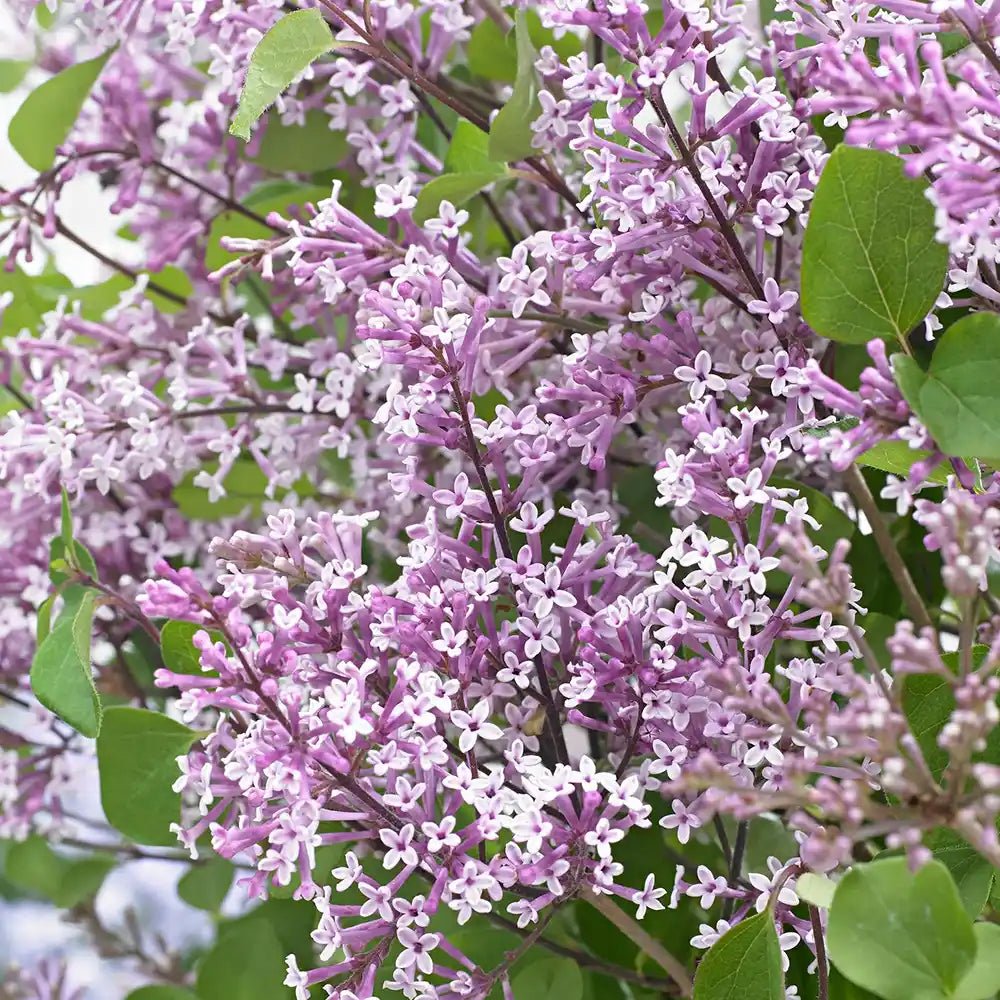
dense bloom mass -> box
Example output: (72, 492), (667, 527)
(1, 0), (1000, 997)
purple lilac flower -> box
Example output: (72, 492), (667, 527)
(1, 0), (999, 995)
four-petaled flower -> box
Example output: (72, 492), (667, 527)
(450, 700), (504, 753)
(675, 350), (727, 401)
(748, 278), (799, 325)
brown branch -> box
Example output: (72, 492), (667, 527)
(810, 906), (830, 1000)
(842, 464), (933, 631)
(581, 888), (694, 997)
(645, 89), (766, 301)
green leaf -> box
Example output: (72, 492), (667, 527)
(616, 465), (664, 552)
(856, 439), (953, 486)
(926, 829), (995, 920)
(467, 11), (582, 83)
(902, 647), (992, 781)
(121, 629), (162, 695)
(827, 857), (976, 1000)
(805, 416), (863, 438)
(0, 59), (30, 93)
(796, 872), (837, 909)
(221, 896), (317, 970)
(146, 266), (195, 313)
(857, 611), (898, 671)
(178, 858), (234, 912)
(893, 352), (927, 416)
(772, 478), (855, 556)
(4, 836), (114, 907)
(745, 817), (800, 873)
(828, 968), (881, 1000)
(36, 593), (55, 645)
(30, 267), (192, 318)
(33, 270), (124, 318)
(51, 484), (94, 588)
(97, 707), (199, 846)
(759, 0), (794, 31)
(159, 619), (223, 676)
(56, 855), (118, 907)
(445, 120), (504, 174)
(251, 109), (349, 172)
(229, 9), (335, 142)
(468, 17), (518, 82)
(126, 989), (200, 1000)
(512, 957), (584, 1000)
(0, 385), (25, 416)
(196, 919), (288, 1000)
(951, 923), (1000, 1000)
(35, 2), (57, 29)
(893, 313), (1000, 463)
(49, 535), (98, 585)
(488, 11), (542, 163)
(939, 32), (972, 56)
(4, 838), (66, 901)
(901, 672), (954, 781)
(172, 457), (267, 519)
(703, 476), (854, 578)
(693, 910), (785, 1000)
(591, 801), (708, 973)
(0, 267), (55, 338)
(160, 621), (201, 674)
(30, 584), (101, 737)
(413, 172), (504, 225)
(9, 50), (113, 171)
(205, 182), (330, 272)
(60, 487), (74, 549)
(411, 120), (510, 225)
(801, 146), (948, 345)
(576, 901), (644, 975)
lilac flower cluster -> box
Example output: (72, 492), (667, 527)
(2, 0), (1000, 997)
(0, 958), (86, 1000)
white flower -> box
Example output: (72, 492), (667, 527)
(675, 350), (727, 401)
(450, 700), (504, 753)
(631, 873), (667, 918)
(660, 799), (702, 844)
(284, 954), (310, 1000)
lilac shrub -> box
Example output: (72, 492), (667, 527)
(1, 0), (1000, 998)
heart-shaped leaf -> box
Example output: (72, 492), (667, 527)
(827, 858), (976, 1000)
